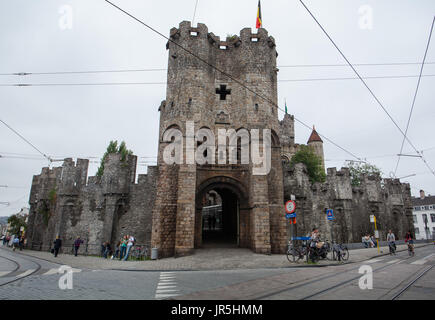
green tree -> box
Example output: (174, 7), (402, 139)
(7, 213), (27, 235)
(96, 140), (133, 177)
(289, 145), (326, 183)
(346, 161), (382, 186)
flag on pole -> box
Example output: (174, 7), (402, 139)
(256, 0), (262, 29)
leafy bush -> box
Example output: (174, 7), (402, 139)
(96, 140), (133, 177)
(289, 145), (326, 183)
(345, 161), (382, 186)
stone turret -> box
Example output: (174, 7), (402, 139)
(307, 126), (325, 170)
(279, 113), (295, 163)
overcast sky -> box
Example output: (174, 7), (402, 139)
(1, 0), (434, 217)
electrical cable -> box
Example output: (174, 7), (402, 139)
(298, 0), (435, 178)
(394, 16), (435, 176)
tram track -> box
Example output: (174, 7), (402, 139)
(256, 249), (418, 300)
(0, 255), (20, 275)
(390, 264), (434, 300)
(0, 248), (42, 287)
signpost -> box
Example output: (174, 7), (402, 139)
(285, 200), (296, 246)
(326, 209), (334, 244)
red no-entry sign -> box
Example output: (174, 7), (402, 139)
(285, 200), (296, 214)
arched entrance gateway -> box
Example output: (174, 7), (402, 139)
(194, 177), (249, 249)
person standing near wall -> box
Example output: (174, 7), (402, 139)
(73, 236), (83, 256)
(119, 236), (127, 260)
(123, 235), (135, 261)
(53, 235), (62, 257)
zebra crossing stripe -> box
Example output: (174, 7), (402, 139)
(411, 253), (435, 265)
(386, 259), (400, 264)
(366, 258), (383, 264)
(156, 289), (179, 293)
(43, 268), (82, 275)
(155, 293), (180, 299)
(16, 269), (35, 278)
(157, 285), (177, 289)
(43, 268), (59, 275)
(155, 272), (179, 299)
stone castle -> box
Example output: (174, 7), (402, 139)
(25, 22), (414, 256)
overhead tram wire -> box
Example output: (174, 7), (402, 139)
(1, 62), (435, 76)
(0, 119), (52, 163)
(298, 0), (435, 178)
(394, 16), (435, 177)
(103, 0), (362, 162)
(2, 73), (435, 87)
(192, 0), (199, 26)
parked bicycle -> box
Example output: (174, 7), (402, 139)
(130, 246), (148, 261)
(286, 240), (307, 262)
(332, 243), (349, 261)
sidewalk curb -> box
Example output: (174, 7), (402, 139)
(3, 243), (433, 272)
(362, 243), (433, 262)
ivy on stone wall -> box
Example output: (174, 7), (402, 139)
(48, 188), (57, 205)
(38, 201), (51, 227)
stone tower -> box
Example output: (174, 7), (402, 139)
(151, 21), (286, 257)
(307, 126), (325, 170)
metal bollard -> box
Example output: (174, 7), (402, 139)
(151, 247), (158, 260)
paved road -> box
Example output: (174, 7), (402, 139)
(0, 245), (433, 300)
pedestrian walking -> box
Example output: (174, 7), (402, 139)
(53, 235), (62, 257)
(19, 236), (24, 251)
(12, 236), (19, 251)
(123, 235), (135, 261)
(387, 230), (396, 255)
(73, 236), (83, 256)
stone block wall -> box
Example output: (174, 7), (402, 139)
(283, 163), (413, 244)
(26, 154), (157, 255)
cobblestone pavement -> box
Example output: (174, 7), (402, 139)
(2, 242), (431, 271)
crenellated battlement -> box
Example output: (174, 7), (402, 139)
(168, 21), (276, 53)
(327, 167), (351, 177)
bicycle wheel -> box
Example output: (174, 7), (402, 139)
(325, 249), (333, 261)
(286, 248), (293, 262)
(341, 247), (349, 261)
(286, 248), (300, 262)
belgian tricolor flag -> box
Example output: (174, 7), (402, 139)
(256, 0), (262, 29)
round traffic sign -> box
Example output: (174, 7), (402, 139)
(285, 200), (296, 213)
